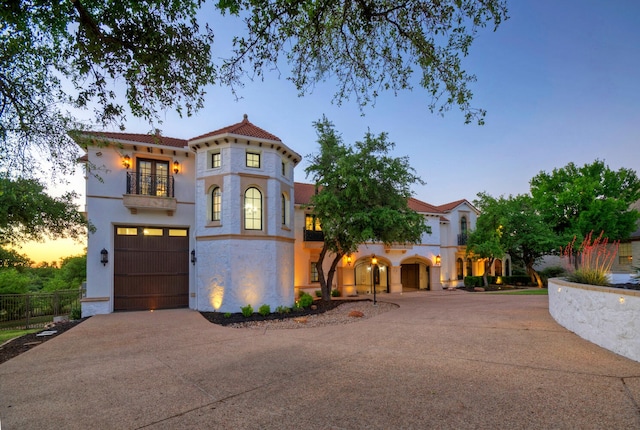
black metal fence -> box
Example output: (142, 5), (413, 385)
(0, 289), (82, 330)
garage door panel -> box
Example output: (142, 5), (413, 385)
(114, 226), (189, 311)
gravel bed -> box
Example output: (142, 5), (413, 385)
(226, 300), (398, 329)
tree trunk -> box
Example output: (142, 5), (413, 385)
(316, 244), (343, 302)
(482, 258), (494, 287)
(525, 263), (543, 288)
(323, 254), (343, 302)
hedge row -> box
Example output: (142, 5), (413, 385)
(464, 275), (534, 287)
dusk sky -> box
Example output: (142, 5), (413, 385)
(26, 0), (640, 263)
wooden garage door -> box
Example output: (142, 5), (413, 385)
(114, 226), (189, 311)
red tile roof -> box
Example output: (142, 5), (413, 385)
(190, 114), (282, 142)
(294, 182), (317, 205)
(81, 131), (188, 148)
(294, 182), (443, 214)
(408, 197), (443, 214)
(436, 199), (468, 212)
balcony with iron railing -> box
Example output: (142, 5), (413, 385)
(123, 172), (177, 215)
(458, 233), (468, 246)
(303, 228), (324, 242)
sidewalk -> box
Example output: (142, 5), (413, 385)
(1, 291), (639, 429)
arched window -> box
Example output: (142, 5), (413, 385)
(281, 193), (290, 226)
(244, 187), (262, 230)
(466, 258), (473, 277)
(460, 216), (467, 234)
(457, 258), (464, 280)
(211, 187), (221, 221)
(494, 259), (503, 276)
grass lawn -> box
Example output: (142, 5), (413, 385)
(0, 328), (39, 344)
(488, 288), (548, 295)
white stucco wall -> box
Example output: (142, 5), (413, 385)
(548, 278), (640, 362)
(193, 137), (297, 313)
(83, 143), (196, 316)
(196, 238), (295, 313)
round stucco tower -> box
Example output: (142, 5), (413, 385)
(189, 115), (301, 313)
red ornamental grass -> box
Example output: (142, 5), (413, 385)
(562, 231), (619, 286)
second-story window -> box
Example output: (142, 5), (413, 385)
(246, 152), (260, 168)
(305, 214), (322, 231)
(137, 159), (169, 197)
(211, 151), (221, 168)
(244, 187), (262, 230)
(211, 187), (221, 221)
(281, 193), (290, 226)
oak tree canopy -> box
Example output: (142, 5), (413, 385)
(1, 0), (508, 175)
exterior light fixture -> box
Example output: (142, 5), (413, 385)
(122, 155), (131, 169)
(100, 248), (109, 266)
(346, 255), (352, 266)
(435, 254), (441, 266)
(371, 254), (378, 305)
(191, 249), (196, 265)
(173, 160), (180, 174)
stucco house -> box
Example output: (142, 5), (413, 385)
(74, 115), (507, 317)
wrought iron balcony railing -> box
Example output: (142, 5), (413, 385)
(458, 233), (468, 246)
(126, 172), (174, 197)
(303, 229), (324, 242)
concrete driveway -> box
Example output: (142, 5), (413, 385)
(1, 290), (639, 429)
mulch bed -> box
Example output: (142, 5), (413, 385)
(201, 298), (365, 326)
(0, 318), (89, 365)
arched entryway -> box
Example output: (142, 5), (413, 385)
(400, 257), (432, 291)
(354, 259), (389, 295)
(494, 259), (503, 276)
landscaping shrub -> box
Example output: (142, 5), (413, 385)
(240, 304), (253, 317)
(224, 312), (232, 318)
(331, 289), (340, 297)
(502, 275), (534, 286)
(258, 304), (271, 316)
(275, 305), (290, 314)
(464, 276), (485, 287)
(539, 266), (566, 279)
(70, 307), (81, 320)
(297, 292), (314, 308)
(315, 290), (322, 297)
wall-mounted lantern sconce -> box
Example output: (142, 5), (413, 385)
(346, 255), (352, 266)
(191, 249), (196, 265)
(122, 155), (131, 169)
(100, 248), (109, 266)
(173, 160), (180, 174)
(435, 254), (441, 266)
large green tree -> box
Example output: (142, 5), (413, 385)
(0, 175), (89, 248)
(529, 160), (640, 240)
(465, 196), (505, 287)
(305, 117), (430, 301)
(472, 193), (557, 287)
(469, 160), (640, 288)
(2, 0), (508, 174)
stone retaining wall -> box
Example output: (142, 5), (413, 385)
(548, 278), (640, 362)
